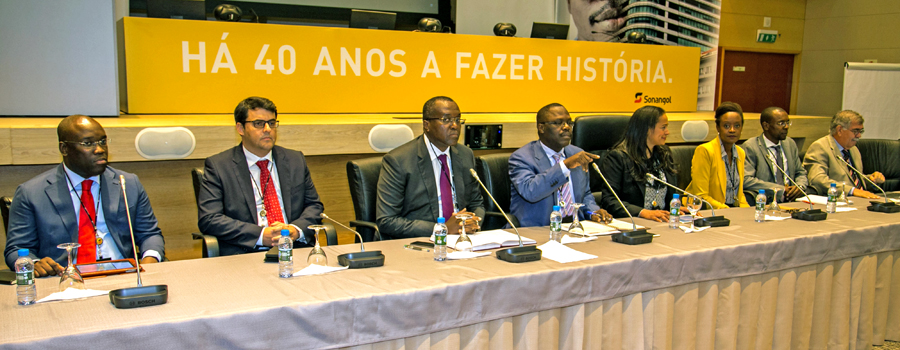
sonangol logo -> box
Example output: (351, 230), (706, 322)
(634, 93), (643, 103)
(634, 92), (672, 105)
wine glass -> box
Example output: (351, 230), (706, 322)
(768, 188), (782, 213)
(687, 196), (702, 229)
(454, 213), (474, 252)
(839, 181), (853, 205)
(57, 243), (85, 291)
(567, 203), (586, 236)
(306, 225), (328, 265)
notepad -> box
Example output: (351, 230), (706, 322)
(437, 229), (537, 251)
(799, 195), (847, 206)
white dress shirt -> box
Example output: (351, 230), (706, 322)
(243, 147), (307, 246)
(422, 134), (458, 219)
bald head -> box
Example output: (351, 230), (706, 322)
(57, 115), (102, 142)
(57, 115), (109, 178)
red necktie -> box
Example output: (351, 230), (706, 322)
(256, 160), (284, 223)
(437, 154), (454, 219)
(77, 179), (97, 264)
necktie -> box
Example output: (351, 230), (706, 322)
(256, 160), (284, 224)
(437, 154), (454, 219)
(772, 145), (784, 185)
(553, 154), (574, 217)
(842, 150), (861, 188)
(77, 180), (97, 264)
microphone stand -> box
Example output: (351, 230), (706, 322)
(109, 175), (168, 309)
(832, 146), (900, 213)
(469, 169), (541, 263)
(646, 173), (730, 227)
(764, 151), (827, 220)
(321, 213), (386, 268)
(591, 164), (653, 245)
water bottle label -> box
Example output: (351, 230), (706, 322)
(828, 194), (837, 202)
(435, 234), (447, 246)
(279, 249), (292, 262)
(550, 222), (561, 231)
(756, 202), (765, 211)
(16, 271), (33, 285)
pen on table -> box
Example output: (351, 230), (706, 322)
(404, 245), (432, 252)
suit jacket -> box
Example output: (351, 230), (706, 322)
(198, 145), (323, 256)
(5, 165), (165, 269)
(742, 135), (808, 197)
(803, 135), (869, 195)
(686, 137), (750, 209)
(509, 141), (600, 227)
(376, 135), (485, 239)
(598, 148), (679, 218)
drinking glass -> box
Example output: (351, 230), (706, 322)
(768, 188), (782, 213)
(454, 213), (474, 252)
(687, 196), (702, 229)
(306, 225), (328, 265)
(57, 243), (85, 291)
(567, 203), (586, 236)
(839, 182), (853, 205)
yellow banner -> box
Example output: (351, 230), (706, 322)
(124, 17), (700, 114)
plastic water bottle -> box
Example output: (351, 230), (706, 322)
(669, 194), (681, 229)
(278, 229), (293, 278)
(827, 183), (838, 213)
(755, 189), (767, 222)
(15, 249), (36, 305)
(433, 217), (448, 261)
(550, 205), (562, 242)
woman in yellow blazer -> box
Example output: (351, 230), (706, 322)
(686, 102), (750, 209)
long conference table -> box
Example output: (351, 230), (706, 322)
(3, 202), (900, 349)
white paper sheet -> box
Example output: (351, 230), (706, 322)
(292, 264), (349, 277)
(536, 241), (597, 263)
(799, 195), (848, 206)
(679, 225), (711, 233)
(560, 235), (597, 244)
(37, 288), (109, 303)
(577, 221), (621, 236)
(446, 251), (491, 260)
(764, 214), (793, 221)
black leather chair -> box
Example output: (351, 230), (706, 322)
(190, 168), (337, 258)
(1, 196), (11, 238)
(571, 114), (631, 195)
(668, 145), (696, 191)
(346, 157), (383, 242)
(857, 139), (900, 192)
(475, 153), (520, 230)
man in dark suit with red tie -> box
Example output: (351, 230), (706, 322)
(198, 97), (324, 255)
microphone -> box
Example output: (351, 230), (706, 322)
(108, 175), (168, 309)
(830, 146), (900, 213)
(320, 213), (386, 268)
(645, 173), (730, 227)
(763, 151), (827, 220)
(591, 163), (653, 245)
(469, 169), (541, 263)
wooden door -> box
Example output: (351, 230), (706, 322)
(719, 51), (794, 113)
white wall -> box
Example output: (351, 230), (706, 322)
(0, 0), (119, 116)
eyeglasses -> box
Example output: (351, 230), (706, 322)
(244, 120), (279, 129)
(540, 120), (575, 128)
(426, 117), (465, 125)
(62, 139), (109, 148)
(849, 128), (865, 135)
(775, 120), (793, 127)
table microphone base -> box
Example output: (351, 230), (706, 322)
(496, 245), (542, 263)
(338, 250), (385, 269)
(109, 285), (168, 309)
(611, 229), (653, 245)
(791, 208), (827, 221)
(868, 201), (900, 213)
(694, 216), (730, 227)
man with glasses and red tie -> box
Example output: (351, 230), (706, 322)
(508, 103), (612, 227)
(198, 97), (324, 255)
(742, 107), (809, 202)
(803, 110), (885, 199)
(5, 115), (165, 276)
(376, 96), (484, 239)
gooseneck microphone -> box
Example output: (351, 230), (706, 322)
(645, 173), (730, 227)
(830, 146), (900, 213)
(109, 175), (168, 309)
(320, 213), (386, 268)
(591, 163), (653, 245)
(469, 169), (541, 263)
(764, 151), (827, 220)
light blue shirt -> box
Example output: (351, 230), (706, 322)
(831, 135), (855, 195)
(63, 165), (161, 262)
(423, 134), (458, 219)
(539, 142), (575, 206)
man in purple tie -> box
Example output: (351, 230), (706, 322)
(376, 96), (484, 239)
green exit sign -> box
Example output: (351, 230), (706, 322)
(757, 30), (778, 43)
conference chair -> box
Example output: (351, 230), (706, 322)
(571, 114), (630, 196)
(1, 196), (11, 237)
(346, 157), (384, 242)
(668, 144), (696, 195)
(474, 153), (520, 230)
(189, 168), (337, 258)
(858, 139), (900, 191)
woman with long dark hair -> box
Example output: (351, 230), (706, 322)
(686, 101), (750, 208)
(599, 106), (682, 222)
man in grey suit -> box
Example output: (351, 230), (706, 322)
(5, 115), (164, 276)
(742, 107), (808, 202)
(376, 96), (484, 239)
(198, 97), (324, 255)
(803, 110), (884, 198)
